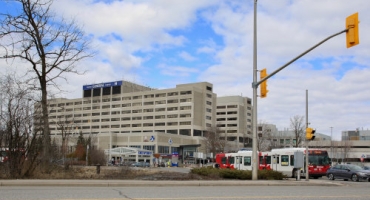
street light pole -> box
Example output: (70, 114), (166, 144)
(251, 0), (258, 180)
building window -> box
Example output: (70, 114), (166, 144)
(227, 105), (237, 108)
(155, 115), (165, 119)
(132, 109), (142, 113)
(155, 100), (166, 105)
(167, 107), (178, 111)
(144, 101), (154, 105)
(228, 117), (237, 121)
(112, 86), (121, 94)
(93, 88), (100, 97)
(155, 93), (166, 98)
(167, 114), (178, 118)
(102, 87), (111, 95)
(155, 108), (165, 112)
(180, 106), (191, 110)
(121, 117), (130, 121)
(180, 91), (192, 95)
(132, 116), (142, 120)
(167, 122), (178, 126)
(132, 102), (142, 106)
(180, 114), (191, 118)
(158, 146), (169, 154)
(180, 121), (191, 125)
(217, 106), (226, 109)
(143, 116), (153, 120)
(111, 111), (120, 115)
(144, 94), (154, 98)
(167, 99), (178, 104)
(167, 92), (178, 96)
(206, 101), (212, 105)
(122, 110), (131, 114)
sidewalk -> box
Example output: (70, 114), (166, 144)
(0, 179), (343, 187)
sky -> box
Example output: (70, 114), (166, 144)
(1, 0), (369, 140)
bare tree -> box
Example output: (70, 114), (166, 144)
(204, 125), (228, 157)
(256, 122), (272, 151)
(0, 0), (92, 161)
(290, 115), (305, 147)
(54, 111), (74, 166)
(0, 75), (42, 178)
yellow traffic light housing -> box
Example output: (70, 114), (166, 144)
(306, 127), (316, 141)
(260, 68), (268, 98)
(346, 12), (359, 48)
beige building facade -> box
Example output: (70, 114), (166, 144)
(46, 81), (220, 163)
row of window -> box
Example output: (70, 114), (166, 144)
(217, 105), (252, 110)
(51, 91), (206, 107)
(50, 106), (193, 114)
(51, 121), (193, 130)
(49, 112), (193, 120)
(216, 117), (238, 121)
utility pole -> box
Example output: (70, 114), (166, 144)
(251, 0), (258, 180)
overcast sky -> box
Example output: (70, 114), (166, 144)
(1, 0), (369, 140)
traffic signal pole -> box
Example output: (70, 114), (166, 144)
(251, 6), (354, 179)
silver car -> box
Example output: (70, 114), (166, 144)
(326, 164), (370, 182)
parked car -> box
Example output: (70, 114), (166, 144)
(363, 166), (370, 170)
(131, 162), (150, 167)
(326, 164), (370, 182)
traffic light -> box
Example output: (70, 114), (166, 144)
(260, 68), (268, 98)
(306, 127), (316, 141)
(346, 12), (359, 48)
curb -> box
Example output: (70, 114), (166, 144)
(0, 179), (344, 187)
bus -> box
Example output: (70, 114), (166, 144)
(269, 148), (331, 178)
(214, 148), (331, 178)
(215, 150), (271, 170)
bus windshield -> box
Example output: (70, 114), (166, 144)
(308, 154), (330, 165)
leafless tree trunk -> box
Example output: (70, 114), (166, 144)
(0, 0), (92, 162)
(204, 125), (228, 157)
(290, 115), (305, 147)
(54, 110), (74, 166)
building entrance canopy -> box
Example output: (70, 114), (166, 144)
(104, 147), (153, 164)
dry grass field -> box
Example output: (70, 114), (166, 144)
(28, 165), (208, 180)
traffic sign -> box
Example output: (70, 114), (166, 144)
(168, 138), (172, 145)
(150, 135), (155, 142)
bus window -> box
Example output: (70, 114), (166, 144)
(221, 157), (227, 164)
(265, 156), (271, 164)
(290, 155), (294, 166)
(229, 156), (235, 164)
(244, 156), (251, 166)
(281, 155), (289, 166)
